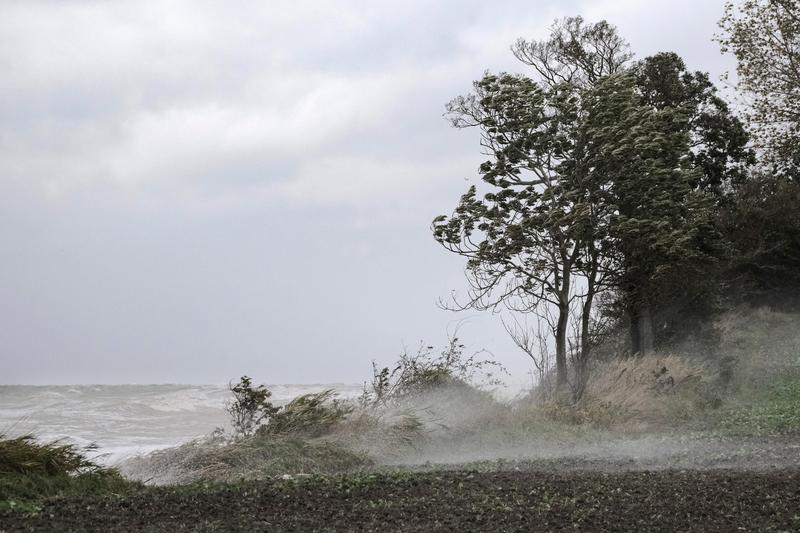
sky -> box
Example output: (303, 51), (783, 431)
(0, 0), (737, 385)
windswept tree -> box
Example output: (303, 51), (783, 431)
(616, 52), (752, 347)
(718, 0), (800, 177)
(435, 17), (634, 393)
(433, 74), (605, 391)
(584, 73), (723, 355)
(718, 0), (800, 301)
(634, 52), (752, 193)
(511, 16), (631, 88)
(435, 16), (752, 385)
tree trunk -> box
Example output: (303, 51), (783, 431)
(629, 303), (654, 356)
(638, 305), (654, 355)
(629, 315), (641, 356)
(574, 262), (598, 400)
(555, 303), (568, 389)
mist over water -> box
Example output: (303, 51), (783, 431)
(0, 383), (363, 463)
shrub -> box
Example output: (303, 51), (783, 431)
(719, 380), (800, 435)
(226, 376), (280, 438)
(226, 377), (351, 439)
(259, 390), (352, 438)
(360, 334), (505, 407)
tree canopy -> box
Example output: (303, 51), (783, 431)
(718, 0), (800, 177)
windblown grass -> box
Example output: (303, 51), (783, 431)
(121, 432), (370, 485)
(0, 433), (138, 513)
(262, 390), (352, 438)
(0, 434), (100, 476)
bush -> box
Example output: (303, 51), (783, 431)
(226, 376), (280, 437)
(719, 380), (800, 435)
(360, 335), (505, 407)
(226, 377), (351, 439)
(259, 390), (352, 438)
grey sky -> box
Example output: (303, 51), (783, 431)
(1, 0), (736, 385)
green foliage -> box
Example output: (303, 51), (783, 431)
(227, 376), (350, 439)
(259, 390), (351, 438)
(720, 172), (800, 302)
(634, 52), (752, 192)
(718, 0), (800, 177)
(226, 376), (280, 437)
(0, 470), (136, 514)
(719, 380), (800, 435)
(0, 434), (139, 513)
(585, 71), (726, 337)
(0, 434), (101, 476)
(360, 335), (505, 407)
(434, 16), (751, 375)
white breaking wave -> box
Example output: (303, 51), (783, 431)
(0, 383), (363, 464)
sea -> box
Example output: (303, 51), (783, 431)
(0, 384), (364, 464)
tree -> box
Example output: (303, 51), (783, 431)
(718, 0), (800, 177)
(433, 73), (601, 391)
(720, 170), (800, 304)
(717, 1), (800, 305)
(619, 53), (752, 349)
(583, 73), (723, 355)
(634, 52), (752, 193)
(226, 376), (279, 438)
(434, 17), (745, 399)
(435, 17), (633, 394)
(513, 21), (746, 354)
(512, 16), (631, 88)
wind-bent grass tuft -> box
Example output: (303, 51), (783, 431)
(0, 433), (139, 514)
(0, 433), (101, 476)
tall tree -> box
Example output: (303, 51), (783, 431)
(512, 16), (631, 88)
(620, 53), (752, 348)
(634, 52), (752, 193)
(717, 1), (800, 305)
(433, 74), (600, 391)
(584, 73), (722, 355)
(718, 0), (800, 177)
(434, 17), (634, 393)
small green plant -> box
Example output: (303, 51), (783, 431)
(226, 376), (280, 437)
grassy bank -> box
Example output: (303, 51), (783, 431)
(2, 307), (799, 530)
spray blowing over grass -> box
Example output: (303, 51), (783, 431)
(115, 307), (800, 486)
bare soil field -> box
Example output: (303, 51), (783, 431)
(3, 466), (799, 532)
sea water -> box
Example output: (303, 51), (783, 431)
(0, 384), (363, 464)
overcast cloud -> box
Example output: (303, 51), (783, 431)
(0, 0), (735, 385)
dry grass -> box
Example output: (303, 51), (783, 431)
(120, 432), (370, 485)
(567, 354), (711, 430)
